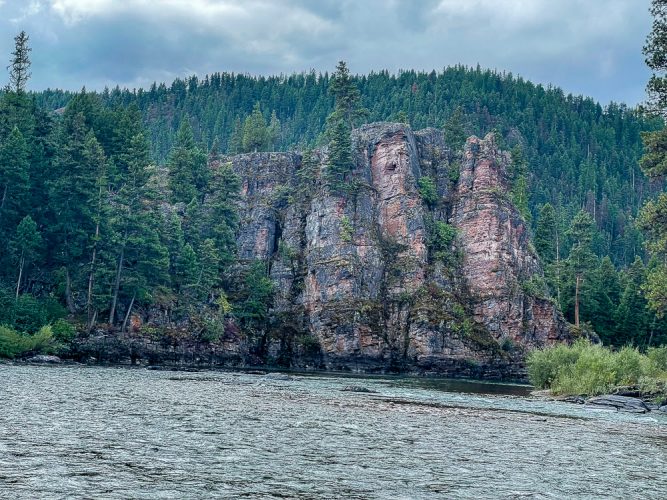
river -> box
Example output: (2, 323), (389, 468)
(1, 365), (666, 499)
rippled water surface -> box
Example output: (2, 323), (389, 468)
(1, 365), (666, 499)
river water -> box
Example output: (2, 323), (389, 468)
(1, 365), (666, 499)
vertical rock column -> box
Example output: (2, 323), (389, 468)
(453, 134), (569, 347)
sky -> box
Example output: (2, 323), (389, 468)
(0, 0), (654, 105)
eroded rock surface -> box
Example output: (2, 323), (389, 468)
(75, 123), (570, 379)
(453, 134), (569, 347)
(222, 123), (570, 378)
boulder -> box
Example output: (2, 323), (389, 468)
(586, 395), (650, 413)
(26, 354), (61, 364)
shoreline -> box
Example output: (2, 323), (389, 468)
(5, 358), (667, 415)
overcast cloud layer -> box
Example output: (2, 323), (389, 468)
(0, 0), (653, 105)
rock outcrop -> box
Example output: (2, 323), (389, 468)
(222, 123), (570, 378)
(74, 122), (570, 380)
(453, 134), (569, 347)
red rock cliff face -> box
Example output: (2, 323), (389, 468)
(452, 134), (569, 347)
(223, 123), (569, 378)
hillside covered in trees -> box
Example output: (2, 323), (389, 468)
(38, 65), (663, 269)
(1, 31), (667, 365)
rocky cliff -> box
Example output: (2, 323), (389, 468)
(218, 122), (569, 378)
(76, 122), (570, 379)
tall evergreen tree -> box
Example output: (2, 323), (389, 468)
(591, 256), (621, 344)
(10, 215), (42, 298)
(565, 210), (598, 327)
(242, 103), (269, 153)
(535, 203), (558, 264)
(324, 119), (353, 191)
(108, 132), (169, 326)
(268, 110), (281, 150)
(443, 107), (467, 150)
(0, 126), (30, 238)
(49, 112), (104, 312)
(167, 119), (209, 204)
(329, 61), (366, 127)
(615, 257), (650, 346)
(7, 31), (31, 93)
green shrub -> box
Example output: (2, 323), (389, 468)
(427, 219), (457, 263)
(418, 176), (438, 206)
(612, 346), (646, 385)
(340, 215), (353, 243)
(527, 341), (585, 389)
(0, 288), (67, 334)
(528, 340), (667, 396)
(648, 346), (667, 371)
(0, 325), (55, 359)
(552, 345), (617, 395)
(521, 275), (549, 300)
(52, 319), (76, 342)
(200, 317), (225, 343)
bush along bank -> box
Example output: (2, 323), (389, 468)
(528, 340), (667, 413)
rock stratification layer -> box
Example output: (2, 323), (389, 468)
(220, 123), (569, 378)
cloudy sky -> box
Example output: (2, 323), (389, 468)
(0, 0), (653, 105)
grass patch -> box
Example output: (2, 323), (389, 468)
(527, 340), (667, 396)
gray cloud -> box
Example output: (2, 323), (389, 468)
(0, 0), (653, 104)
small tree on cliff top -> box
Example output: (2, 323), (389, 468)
(324, 61), (365, 191)
(329, 61), (366, 128)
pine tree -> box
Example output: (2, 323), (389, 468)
(203, 162), (241, 266)
(591, 256), (621, 344)
(329, 61), (366, 127)
(268, 110), (281, 150)
(535, 203), (558, 263)
(236, 260), (274, 329)
(197, 238), (221, 300)
(168, 119), (209, 204)
(324, 119), (353, 191)
(108, 132), (169, 326)
(242, 103), (269, 153)
(565, 210), (598, 327)
(8, 31), (31, 93)
(228, 116), (243, 154)
(510, 145), (530, 221)
(443, 107), (467, 150)
(615, 257), (650, 346)
(11, 215), (42, 298)
(82, 131), (110, 326)
(0, 126), (29, 237)
(174, 242), (199, 295)
(49, 112), (104, 313)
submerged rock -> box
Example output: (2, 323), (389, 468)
(263, 373), (293, 381)
(341, 385), (377, 393)
(586, 395), (650, 413)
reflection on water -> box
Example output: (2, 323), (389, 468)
(1, 365), (666, 499)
